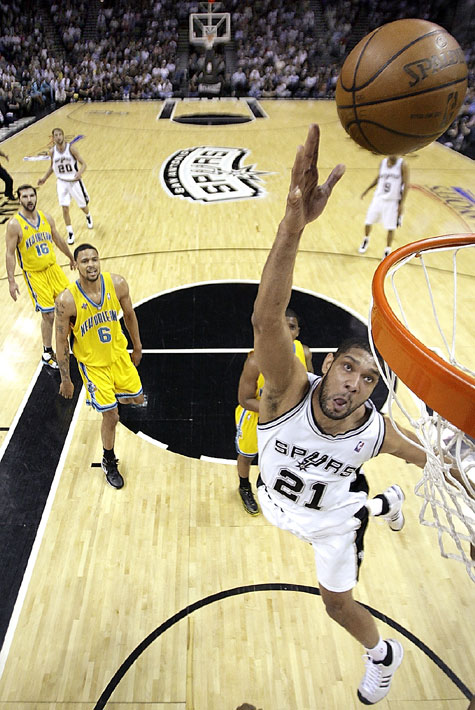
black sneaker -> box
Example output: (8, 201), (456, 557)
(42, 352), (59, 369)
(101, 457), (124, 489)
(239, 485), (259, 515)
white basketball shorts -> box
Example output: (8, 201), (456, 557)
(56, 178), (90, 208)
(365, 197), (399, 231)
(257, 484), (369, 592)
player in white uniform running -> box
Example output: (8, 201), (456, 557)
(359, 155), (409, 259)
(252, 125), (427, 705)
(38, 127), (93, 245)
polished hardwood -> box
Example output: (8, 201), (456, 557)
(0, 100), (474, 710)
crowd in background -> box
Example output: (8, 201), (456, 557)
(0, 0), (474, 157)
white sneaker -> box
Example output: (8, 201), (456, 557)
(359, 237), (369, 253)
(382, 247), (391, 259)
(358, 639), (404, 705)
(382, 484), (405, 531)
(86, 214), (93, 229)
(67, 232), (75, 245)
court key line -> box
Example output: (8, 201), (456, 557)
(0, 373), (85, 680)
(93, 582), (473, 709)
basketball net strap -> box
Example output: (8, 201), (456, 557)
(204, 28), (216, 50)
(369, 238), (475, 581)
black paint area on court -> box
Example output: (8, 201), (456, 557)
(173, 113), (252, 125)
(120, 282), (389, 460)
(0, 193), (19, 225)
(0, 358), (82, 648)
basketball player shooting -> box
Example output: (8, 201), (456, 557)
(252, 124), (433, 705)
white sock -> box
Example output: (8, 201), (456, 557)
(67, 226), (74, 234)
(366, 637), (387, 662)
(366, 497), (383, 516)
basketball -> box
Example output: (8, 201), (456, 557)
(335, 19), (468, 155)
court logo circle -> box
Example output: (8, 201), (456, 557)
(120, 281), (389, 461)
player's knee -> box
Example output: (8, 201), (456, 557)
(103, 408), (120, 426)
(320, 590), (353, 624)
(120, 393), (144, 405)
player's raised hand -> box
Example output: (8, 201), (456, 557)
(283, 124), (345, 234)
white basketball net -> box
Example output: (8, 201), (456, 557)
(369, 239), (475, 581)
(202, 27), (216, 49)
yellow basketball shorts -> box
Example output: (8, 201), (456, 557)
(23, 263), (70, 313)
(235, 404), (258, 457)
(77, 350), (143, 412)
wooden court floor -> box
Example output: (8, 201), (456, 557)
(0, 99), (474, 709)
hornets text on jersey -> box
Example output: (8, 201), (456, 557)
(68, 272), (128, 366)
(15, 210), (56, 272)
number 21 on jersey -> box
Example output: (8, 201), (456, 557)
(273, 468), (327, 509)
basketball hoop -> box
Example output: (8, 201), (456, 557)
(189, 8), (230, 49)
(369, 234), (475, 581)
(204, 27), (216, 50)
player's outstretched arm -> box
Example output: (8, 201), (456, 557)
(37, 151), (53, 185)
(5, 218), (21, 301)
(237, 352), (261, 413)
(113, 274), (143, 366)
(45, 212), (75, 267)
(55, 289), (76, 398)
(252, 124), (344, 415)
(381, 417), (474, 499)
(380, 418), (427, 468)
(70, 145), (86, 180)
(361, 174), (378, 199)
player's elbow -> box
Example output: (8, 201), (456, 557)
(251, 308), (280, 336)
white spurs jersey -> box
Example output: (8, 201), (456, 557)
(374, 157), (403, 201)
(52, 142), (78, 182)
(257, 374), (385, 519)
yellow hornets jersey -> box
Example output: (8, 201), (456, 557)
(15, 210), (56, 272)
(255, 339), (307, 398)
(69, 272), (128, 366)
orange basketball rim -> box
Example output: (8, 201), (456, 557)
(371, 234), (475, 438)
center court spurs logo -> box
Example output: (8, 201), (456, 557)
(160, 146), (270, 203)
